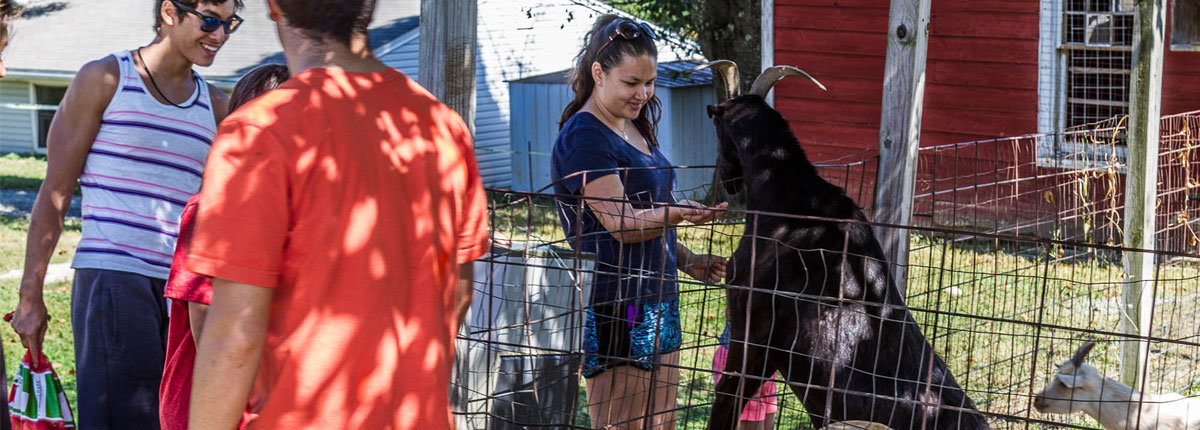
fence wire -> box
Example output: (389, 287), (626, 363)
(453, 111), (1200, 430)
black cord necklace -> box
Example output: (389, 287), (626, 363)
(135, 48), (199, 109)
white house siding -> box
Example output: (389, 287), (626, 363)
(379, 32), (421, 79)
(665, 87), (720, 198)
(0, 81), (35, 154)
(509, 82), (572, 192)
(379, 0), (693, 188)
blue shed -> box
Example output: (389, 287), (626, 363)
(508, 60), (719, 197)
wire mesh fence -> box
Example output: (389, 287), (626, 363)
(453, 111), (1200, 429)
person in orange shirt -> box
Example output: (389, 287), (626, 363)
(185, 0), (489, 428)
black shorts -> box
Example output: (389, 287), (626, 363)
(581, 300), (681, 378)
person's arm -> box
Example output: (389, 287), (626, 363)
(676, 242), (694, 270)
(456, 264), (473, 328)
(187, 301), (210, 342)
(13, 58), (118, 365)
(208, 83), (230, 124)
(676, 242), (728, 284)
(189, 278), (272, 430)
(582, 175), (723, 244)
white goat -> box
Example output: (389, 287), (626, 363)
(1034, 341), (1200, 430)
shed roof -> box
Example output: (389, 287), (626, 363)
(4, 0), (419, 85)
(510, 59), (713, 88)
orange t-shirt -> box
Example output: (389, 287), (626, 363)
(187, 67), (489, 429)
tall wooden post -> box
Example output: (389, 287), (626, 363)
(421, 1), (477, 427)
(873, 0), (931, 295)
(1121, 0), (1165, 388)
(419, 0), (478, 134)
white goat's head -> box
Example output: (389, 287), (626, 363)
(1033, 341), (1104, 415)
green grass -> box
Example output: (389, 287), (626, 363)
(0, 152), (49, 191)
(0, 215), (80, 406)
(0, 187), (1194, 429)
(488, 192), (1200, 429)
(0, 153), (83, 405)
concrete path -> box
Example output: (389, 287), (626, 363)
(0, 189), (80, 219)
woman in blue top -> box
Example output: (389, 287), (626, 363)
(552, 14), (728, 429)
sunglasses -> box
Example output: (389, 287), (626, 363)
(596, 19), (658, 56)
(171, 0), (243, 34)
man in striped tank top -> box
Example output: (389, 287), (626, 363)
(12, 1), (242, 428)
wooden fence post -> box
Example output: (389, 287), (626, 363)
(1121, 0), (1165, 388)
(420, 1), (478, 426)
(873, 0), (931, 295)
(419, 0), (478, 135)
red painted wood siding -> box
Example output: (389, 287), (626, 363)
(774, 0), (1200, 159)
(774, 0), (1041, 164)
(1165, 4), (1200, 115)
(773, 0), (1200, 214)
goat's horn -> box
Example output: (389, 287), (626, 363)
(691, 60), (741, 101)
(1071, 341), (1097, 366)
(749, 66), (827, 99)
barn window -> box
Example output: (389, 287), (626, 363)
(1172, 0), (1200, 50)
(34, 85), (66, 149)
(1061, 0), (1135, 130)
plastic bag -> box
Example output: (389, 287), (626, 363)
(8, 350), (75, 430)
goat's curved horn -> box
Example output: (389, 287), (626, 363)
(691, 60), (741, 101)
(1071, 341), (1097, 366)
(749, 66), (827, 99)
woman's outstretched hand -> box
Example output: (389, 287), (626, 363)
(677, 200), (728, 225)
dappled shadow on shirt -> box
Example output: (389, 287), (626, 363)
(192, 68), (484, 428)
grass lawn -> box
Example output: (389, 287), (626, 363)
(487, 192), (1200, 430)
(2, 153), (1196, 429)
(0, 215), (80, 405)
(0, 152), (49, 191)
(0, 153), (81, 408)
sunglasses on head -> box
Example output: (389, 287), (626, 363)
(171, 0), (243, 34)
(596, 19), (657, 56)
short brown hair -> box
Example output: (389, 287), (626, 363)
(229, 64), (290, 112)
(276, 0), (376, 45)
(153, 0), (244, 33)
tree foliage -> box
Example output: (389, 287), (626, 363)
(606, 0), (762, 93)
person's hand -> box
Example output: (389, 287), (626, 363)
(11, 293), (49, 366)
(681, 254), (727, 284)
(677, 200), (728, 225)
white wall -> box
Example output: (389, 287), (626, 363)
(509, 82), (572, 192)
(0, 81), (35, 154)
(666, 86), (720, 198)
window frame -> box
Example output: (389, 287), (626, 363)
(1037, 0), (1136, 170)
(32, 84), (65, 152)
(1171, 0), (1200, 50)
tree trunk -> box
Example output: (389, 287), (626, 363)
(694, 0), (759, 206)
(696, 0), (761, 93)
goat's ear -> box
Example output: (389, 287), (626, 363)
(707, 104), (725, 118)
(1056, 373), (1085, 388)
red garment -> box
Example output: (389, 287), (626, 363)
(158, 196), (253, 430)
(187, 68), (490, 429)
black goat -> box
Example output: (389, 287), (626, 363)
(698, 61), (989, 430)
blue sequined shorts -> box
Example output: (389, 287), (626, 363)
(582, 300), (682, 378)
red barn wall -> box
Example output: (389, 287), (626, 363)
(773, 0), (1200, 159)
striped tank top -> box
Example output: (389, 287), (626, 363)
(72, 50), (216, 279)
